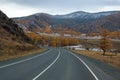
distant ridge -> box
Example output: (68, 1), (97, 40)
(14, 11), (120, 33)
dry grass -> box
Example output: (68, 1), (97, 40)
(0, 20), (48, 61)
(73, 50), (120, 69)
(0, 48), (46, 61)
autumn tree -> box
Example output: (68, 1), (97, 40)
(26, 32), (47, 46)
(50, 37), (60, 47)
(61, 37), (70, 46)
(25, 32), (36, 44)
(99, 29), (112, 55)
(68, 38), (79, 46)
(74, 38), (79, 45)
(41, 36), (50, 46)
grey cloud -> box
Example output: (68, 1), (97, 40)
(99, 0), (120, 5)
(1, 0), (120, 14)
(0, 0), (112, 7)
(1, 0), (120, 6)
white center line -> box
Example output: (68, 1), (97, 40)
(69, 51), (99, 80)
(0, 50), (51, 69)
(32, 50), (61, 80)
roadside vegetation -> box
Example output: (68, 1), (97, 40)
(0, 48), (46, 61)
(70, 28), (120, 69)
(0, 28), (46, 61)
(72, 50), (120, 69)
(70, 38), (120, 69)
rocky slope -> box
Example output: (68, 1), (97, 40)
(0, 10), (33, 55)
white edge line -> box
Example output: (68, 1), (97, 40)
(69, 51), (99, 80)
(0, 49), (51, 69)
(32, 50), (61, 80)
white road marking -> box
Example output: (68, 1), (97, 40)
(0, 50), (51, 69)
(32, 50), (61, 80)
(69, 51), (99, 80)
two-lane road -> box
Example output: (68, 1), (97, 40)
(0, 48), (119, 80)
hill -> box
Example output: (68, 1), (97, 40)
(14, 11), (120, 33)
(0, 10), (33, 56)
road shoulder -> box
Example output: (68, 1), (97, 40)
(69, 50), (120, 80)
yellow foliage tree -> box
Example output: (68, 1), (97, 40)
(99, 29), (112, 55)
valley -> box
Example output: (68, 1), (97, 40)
(1, 0), (120, 80)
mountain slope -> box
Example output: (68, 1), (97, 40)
(0, 10), (33, 56)
(14, 11), (120, 33)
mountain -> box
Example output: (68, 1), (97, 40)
(14, 11), (120, 33)
(0, 11), (27, 37)
(0, 10), (33, 55)
(54, 11), (118, 19)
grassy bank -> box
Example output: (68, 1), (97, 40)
(0, 48), (46, 61)
(72, 50), (120, 69)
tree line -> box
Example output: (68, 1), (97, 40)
(25, 32), (80, 47)
(25, 27), (120, 56)
(82, 28), (120, 55)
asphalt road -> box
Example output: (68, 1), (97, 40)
(0, 48), (120, 80)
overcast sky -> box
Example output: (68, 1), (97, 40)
(1, 0), (120, 17)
